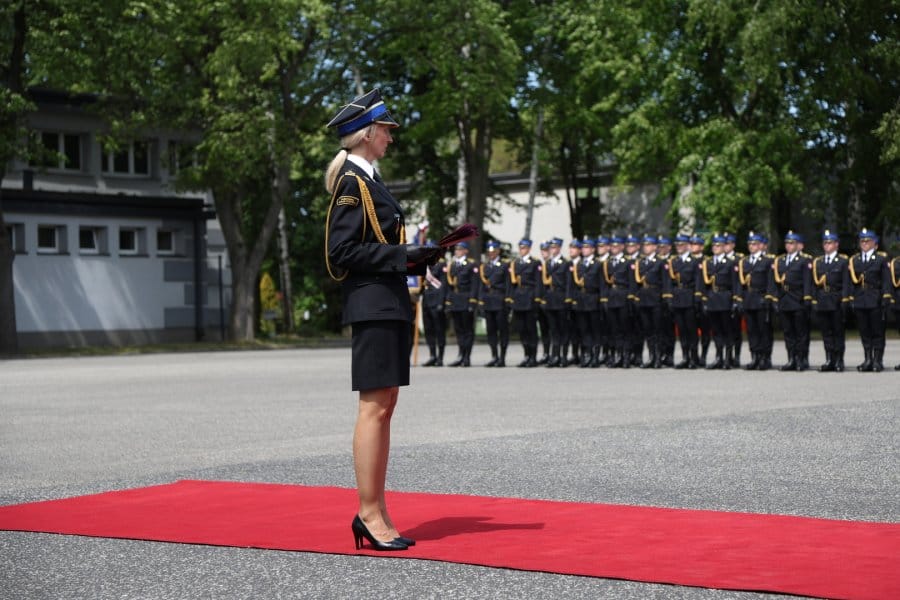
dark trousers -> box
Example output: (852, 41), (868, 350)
(544, 308), (568, 348)
(484, 308), (510, 350)
(744, 308), (773, 355)
(537, 308), (550, 355)
(708, 310), (733, 350)
(607, 306), (628, 352)
(450, 310), (475, 354)
(855, 307), (886, 351)
(660, 306), (676, 356)
(513, 309), (538, 349)
(566, 309), (581, 355)
(672, 306), (698, 357)
(815, 310), (845, 354)
(639, 304), (662, 356)
(576, 310), (602, 349)
(423, 306), (447, 352)
(780, 309), (810, 357)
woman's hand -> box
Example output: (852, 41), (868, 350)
(406, 245), (442, 267)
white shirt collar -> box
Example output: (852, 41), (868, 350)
(680, 251), (691, 260)
(346, 154), (375, 179)
(826, 251), (837, 261)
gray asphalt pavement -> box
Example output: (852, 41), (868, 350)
(1, 342), (898, 599)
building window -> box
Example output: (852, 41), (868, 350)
(37, 225), (67, 254)
(5, 223), (26, 254)
(35, 132), (82, 171)
(157, 229), (176, 255)
(119, 227), (146, 256)
(167, 141), (198, 176)
(102, 140), (152, 176)
(79, 226), (108, 255)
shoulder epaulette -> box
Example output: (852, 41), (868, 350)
(877, 251), (888, 257)
(839, 253), (848, 259)
(800, 252), (813, 258)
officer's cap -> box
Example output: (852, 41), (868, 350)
(642, 234), (658, 245)
(327, 89), (399, 137)
(550, 237), (563, 246)
(540, 240), (550, 250)
(747, 231), (766, 243)
(611, 235), (626, 244)
(582, 236), (596, 247)
(485, 240), (501, 250)
(724, 232), (737, 243)
(674, 234), (691, 244)
(712, 233), (727, 244)
(519, 238), (533, 248)
(858, 228), (878, 242)
(569, 239), (583, 248)
(690, 234), (706, 245)
(822, 229), (839, 242)
(625, 233), (640, 244)
(784, 230), (803, 243)
(658, 236), (672, 245)
(597, 235), (611, 245)
(456, 241), (469, 250)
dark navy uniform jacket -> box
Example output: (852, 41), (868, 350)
(570, 255), (602, 312)
(602, 255), (634, 309)
(479, 257), (510, 312)
(509, 255), (540, 311)
(698, 255), (739, 312)
(444, 257), (481, 312)
(326, 161), (417, 325)
(634, 253), (665, 307)
(811, 254), (850, 312)
(848, 252), (891, 309)
(890, 257), (900, 306)
(422, 260), (447, 310)
(662, 254), (699, 309)
(539, 254), (570, 311)
(737, 254), (774, 311)
(768, 253), (812, 312)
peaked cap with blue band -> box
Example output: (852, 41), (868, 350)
(327, 89), (400, 137)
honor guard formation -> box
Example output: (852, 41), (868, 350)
(411, 228), (900, 373)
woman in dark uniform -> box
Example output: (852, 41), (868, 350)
(324, 89), (439, 551)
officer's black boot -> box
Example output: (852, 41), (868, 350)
(539, 342), (550, 365)
(518, 345), (530, 367)
(780, 352), (797, 371)
(758, 352), (772, 371)
(461, 343), (472, 367)
(797, 351), (809, 372)
(605, 345), (616, 367)
(620, 348), (631, 369)
(723, 347), (733, 370)
(689, 347), (700, 369)
(675, 343), (690, 369)
(834, 350), (845, 372)
(743, 352), (758, 370)
(497, 345), (507, 367)
(707, 347), (724, 370)
(857, 348), (873, 372)
(589, 346), (601, 368)
(731, 346), (741, 369)
(435, 345), (444, 366)
(699, 342), (710, 367)
(449, 347), (465, 367)
(527, 346), (539, 367)
(819, 351), (835, 372)
(423, 343), (438, 367)
(872, 348), (885, 372)
(485, 344), (498, 367)
(579, 345), (591, 368)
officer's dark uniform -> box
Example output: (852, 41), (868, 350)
(571, 238), (604, 367)
(624, 234), (643, 365)
(444, 243), (480, 367)
(421, 258), (448, 366)
(594, 236), (614, 365)
(510, 239), (541, 367)
(478, 240), (511, 367)
(539, 238), (571, 367)
(736, 232), (775, 371)
(634, 235), (666, 368)
(891, 254), (900, 370)
(603, 237), (635, 368)
(769, 231), (813, 371)
(662, 235), (700, 368)
(656, 237), (676, 366)
(536, 241), (552, 364)
(563, 240), (583, 366)
(848, 228), (891, 372)
(811, 230), (850, 372)
(690, 235), (713, 365)
(697, 235), (740, 369)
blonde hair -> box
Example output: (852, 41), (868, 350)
(324, 125), (375, 194)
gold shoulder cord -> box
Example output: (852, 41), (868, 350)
(738, 258), (749, 287)
(541, 259), (552, 287)
(772, 255), (786, 285)
(573, 260), (585, 288)
(891, 258), (900, 288)
(479, 264), (491, 288)
(634, 259), (645, 285)
(812, 257), (826, 287)
(509, 260), (521, 285)
(848, 255), (862, 285)
(325, 173), (404, 282)
(603, 260), (613, 285)
(446, 261), (458, 288)
(667, 256), (679, 283)
(701, 258), (714, 286)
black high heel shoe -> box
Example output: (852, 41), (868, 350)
(394, 536), (416, 547)
(351, 516), (408, 551)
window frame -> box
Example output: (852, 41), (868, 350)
(156, 229), (177, 256)
(35, 131), (83, 172)
(102, 140), (152, 177)
(37, 225), (65, 254)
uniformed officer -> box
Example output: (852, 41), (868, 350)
(663, 234), (700, 368)
(811, 230), (850, 372)
(595, 235), (614, 365)
(572, 236), (604, 367)
(769, 230), (813, 371)
(539, 237), (570, 367)
(697, 234), (740, 369)
(890, 245), (900, 370)
(444, 241), (480, 367)
(635, 234), (666, 368)
(656, 236), (676, 366)
(560, 239), (582, 367)
(723, 232), (745, 367)
(849, 228), (891, 372)
(690, 234), (712, 365)
(534, 241), (553, 364)
(624, 233), (643, 366)
(737, 232), (775, 371)
(478, 239), (510, 367)
(421, 250), (448, 366)
(510, 238), (541, 367)
(603, 235), (635, 368)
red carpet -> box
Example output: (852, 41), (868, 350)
(1, 480), (897, 600)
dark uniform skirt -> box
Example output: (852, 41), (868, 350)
(351, 320), (411, 391)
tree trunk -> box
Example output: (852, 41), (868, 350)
(0, 193), (18, 355)
(523, 107), (544, 240)
(465, 117), (492, 239)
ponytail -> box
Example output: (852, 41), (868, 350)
(323, 126), (375, 194)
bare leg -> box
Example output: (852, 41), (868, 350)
(354, 386), (399, 541)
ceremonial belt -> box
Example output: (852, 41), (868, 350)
(641, 283), (661, 289)
(711, 284), (731, 292)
